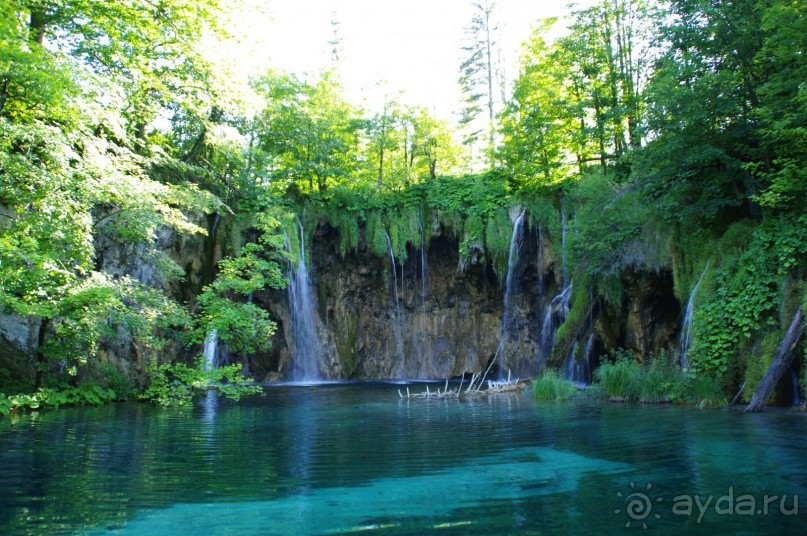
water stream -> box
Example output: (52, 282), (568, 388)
(384, 230), (405, 375)
(679, 261), (709, 369)
(564, 331), (594, 385)
(202, 329), (219, 371)
(498, 210), (526, 378)
(286, 218), (324, 382)
(539, 282), (573, 364)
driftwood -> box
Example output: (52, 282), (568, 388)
(397, 370), (528, 400)
(745, 308), (804, 413)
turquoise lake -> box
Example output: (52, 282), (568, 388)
(1, 383), (806, 534)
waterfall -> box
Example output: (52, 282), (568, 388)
(564, 332), (594, 386)
(202, 329), (218, 371)
(210, 213), (221, 241)
(418, 212), (427, 303)
(536, 223), (545, 298)
(286, 218), (324, 382)
(564, 341), (579, 382)
(539, 282), (573, 364)
(414, 212), (429, 376)
(679, 261), (709, 369)
(498, 210), (526, 379)
(384, 230), (405, 375)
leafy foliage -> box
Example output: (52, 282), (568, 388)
(140, 359), (263, 408)
(0, 383), (117, 415)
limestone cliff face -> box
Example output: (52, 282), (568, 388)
(0, 211), (684, 383)
(251, 218), (682, 381)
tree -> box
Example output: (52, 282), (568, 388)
(0, 0), (232, 386)
(499, 19), (575, 188)
(254, 71), (363, 194)
(458, 0), (501, 167)
(636, 0), (769, 225)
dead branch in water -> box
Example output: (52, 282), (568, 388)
(397, 370), (529, 400)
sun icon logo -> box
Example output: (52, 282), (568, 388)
(614, 482), (663, 529)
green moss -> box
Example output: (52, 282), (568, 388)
(459, 210), (484, 267)
(742, 331), (780, 403)
(520, 194), (560, 245)
(336, 315), (359, 378)
(552, 274), (593, 364)
(280, 214), (302, 265)
(596, 273), (623, 308)
(365, 212), (389, 260)
(485, 208), (514, 281)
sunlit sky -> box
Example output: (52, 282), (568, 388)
(233, 1), (590, 121)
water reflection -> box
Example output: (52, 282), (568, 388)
(0, 387), (806, 535)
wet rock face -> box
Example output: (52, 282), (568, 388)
(257, 221), (562, 380)
(0, 212), (685, 383)
(0, 314), (39, 377)
(605, 268), (681, 362)
(254, 221), (684, 381)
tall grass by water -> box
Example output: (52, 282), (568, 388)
(533, 349), (727, 407)
(594, 350), (726, 407)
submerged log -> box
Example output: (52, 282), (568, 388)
(745, 308), (804, 413)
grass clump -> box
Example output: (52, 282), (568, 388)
(594, 349), (727, 407)
(532, 369), (578, 400)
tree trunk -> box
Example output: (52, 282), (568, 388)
(29, 8), (48, 45)
(745, 308), (804, 412)
(485, 6), (494, 163)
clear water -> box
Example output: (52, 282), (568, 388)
(1, 384), (806, 535)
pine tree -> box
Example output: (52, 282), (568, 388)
(458, 0), (500, 168)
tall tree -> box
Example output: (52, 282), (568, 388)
(0, 0), (230, 383)
(458, 0), (501, 167)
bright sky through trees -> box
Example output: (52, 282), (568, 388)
(242, 1), (590, 120)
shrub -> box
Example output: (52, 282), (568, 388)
(0, 383), (118, 415)
(140, 359), (263, 407)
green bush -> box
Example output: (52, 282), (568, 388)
(140, 359), (263, 407)
(532, 368), (578, 400)
(82, 362), (135, 400)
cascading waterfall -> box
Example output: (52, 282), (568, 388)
(679, 261), (710, 369)
(202, 329), (219, 371)
(539, 282), (573, 363)
(418, 212), (427, 302)
(414, 212), (429, 376)
(565, 332), (594, 385)
(200, 213), (223, 374)
(286, 218), (324, 382)
(497, 210), (526, 379)
(384, 230), (405, 374)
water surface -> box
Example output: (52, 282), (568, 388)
(1, 383), (806, 534)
